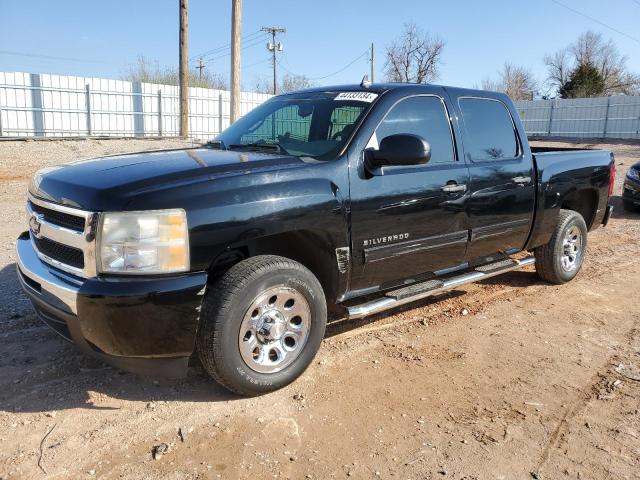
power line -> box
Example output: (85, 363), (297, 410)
(279, 49), (369, 81)
(194, 43), (272, 79)
(550, 0), (640, 45)
(202, 35), (269, 62)
(311, 50), (369, 80)
(190, 29), (264, 60)
(203, 35), (267, 60)
(244, 58), (271, 70)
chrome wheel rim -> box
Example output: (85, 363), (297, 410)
(561, 225), (582, 272)
(238, 286), (311, 374)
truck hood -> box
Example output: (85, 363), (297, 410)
(29, 147), (307, 210)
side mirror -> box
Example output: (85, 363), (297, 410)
(368, 134), (431, 167)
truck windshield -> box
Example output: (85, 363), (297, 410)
(213, 92), (375, 160)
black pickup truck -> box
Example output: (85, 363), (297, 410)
(17, 83), (615, 396)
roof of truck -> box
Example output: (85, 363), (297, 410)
(286, 82), (499, 98)
(288, 83), (435, 95)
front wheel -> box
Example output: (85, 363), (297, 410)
(196, 255), (327, 396)
(534, 209), (588, 284)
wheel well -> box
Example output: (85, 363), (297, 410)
(561, 189), (598, 229)
(207, 230), (339, 302)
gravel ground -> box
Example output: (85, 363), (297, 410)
(0, 139), (639, 479)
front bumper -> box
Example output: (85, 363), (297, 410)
(16, 232), (207, 377)
(623, 176), (640, 206)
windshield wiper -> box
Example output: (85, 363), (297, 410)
(206, 140), (227, 150)
(228, 142), (288, 154)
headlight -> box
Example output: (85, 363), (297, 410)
(98, 209), (189, 274)
(628, 167), (640, 181)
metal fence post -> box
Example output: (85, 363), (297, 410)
(157, 90), (163, 137)
(603, 96), (611, 138)
(85, 84), (92, 136)
(218, 93), (223, 134)
(547, 100), (554, 137)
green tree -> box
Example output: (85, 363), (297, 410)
(545, 31), (640, 96)
(560, 62), (605, 99)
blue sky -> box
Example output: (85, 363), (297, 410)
(1, 0), (639, 94)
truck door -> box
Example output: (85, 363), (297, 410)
(455, 96), (535, 260)
(348, 93), (470, 293)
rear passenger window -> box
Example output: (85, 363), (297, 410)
(459, 98), (518, 161)
(375, 96), (454, 164)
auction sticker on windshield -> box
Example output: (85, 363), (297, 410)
(334, 92), (378, 103)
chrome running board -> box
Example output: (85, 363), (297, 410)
(346, 255), (535, 319)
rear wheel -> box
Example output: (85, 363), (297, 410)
(623, 199), (638, 212)
(196, 255), (326, 396)
(534, 209), (588, 284)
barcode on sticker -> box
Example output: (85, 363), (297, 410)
(334, 92), (378, 103)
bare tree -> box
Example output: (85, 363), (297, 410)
(253, 76), (272, 94)
(253, 73), (313, 94)
(545, 31), (640, 96)
(280, 74), (313, 93)
(543, 48), (571, 92)
(124, 55), (228, 89)
(479, 78), (498, 92)
(384, 22), (445, 83)
(481, 63), (537, 100)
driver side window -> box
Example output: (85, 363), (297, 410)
(240, 104), (312, 144)
(375, 96), (455, 164)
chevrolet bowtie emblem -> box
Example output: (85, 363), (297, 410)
(29, 212), (44, 238)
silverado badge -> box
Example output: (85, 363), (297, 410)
(363, 233), (409, 247)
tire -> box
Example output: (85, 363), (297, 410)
(623, 199), (638, 212)
(196, 255), (327, 396)
(534, 209), (588, 285)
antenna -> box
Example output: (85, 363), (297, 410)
(360, 75), (371, 88)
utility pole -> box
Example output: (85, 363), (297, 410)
(370, 43), (375, 83)
(196, 58), (205, 81)
(179, 0), (189, 138)
(230, 0), (242, 123)
(262, 26), (286, 95)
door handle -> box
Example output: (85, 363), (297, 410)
(441, 183), (467, 193)
(512, 176), (532, 185)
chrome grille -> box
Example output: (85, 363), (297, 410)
(28, 200), (85, 231)
(32, 236), (85, 269)
(27, 195), (97, 278)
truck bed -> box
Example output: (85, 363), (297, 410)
(530, 146), (598, 153)
(526, 147), (613, 250)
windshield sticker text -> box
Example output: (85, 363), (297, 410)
(334, 92), (378, 103)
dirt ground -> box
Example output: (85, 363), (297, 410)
(0, 138), (639, 480)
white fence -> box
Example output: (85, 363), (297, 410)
(514, 95), (640, 140)
(0, 72), (271, 140)
(3, 72), (640, 141)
